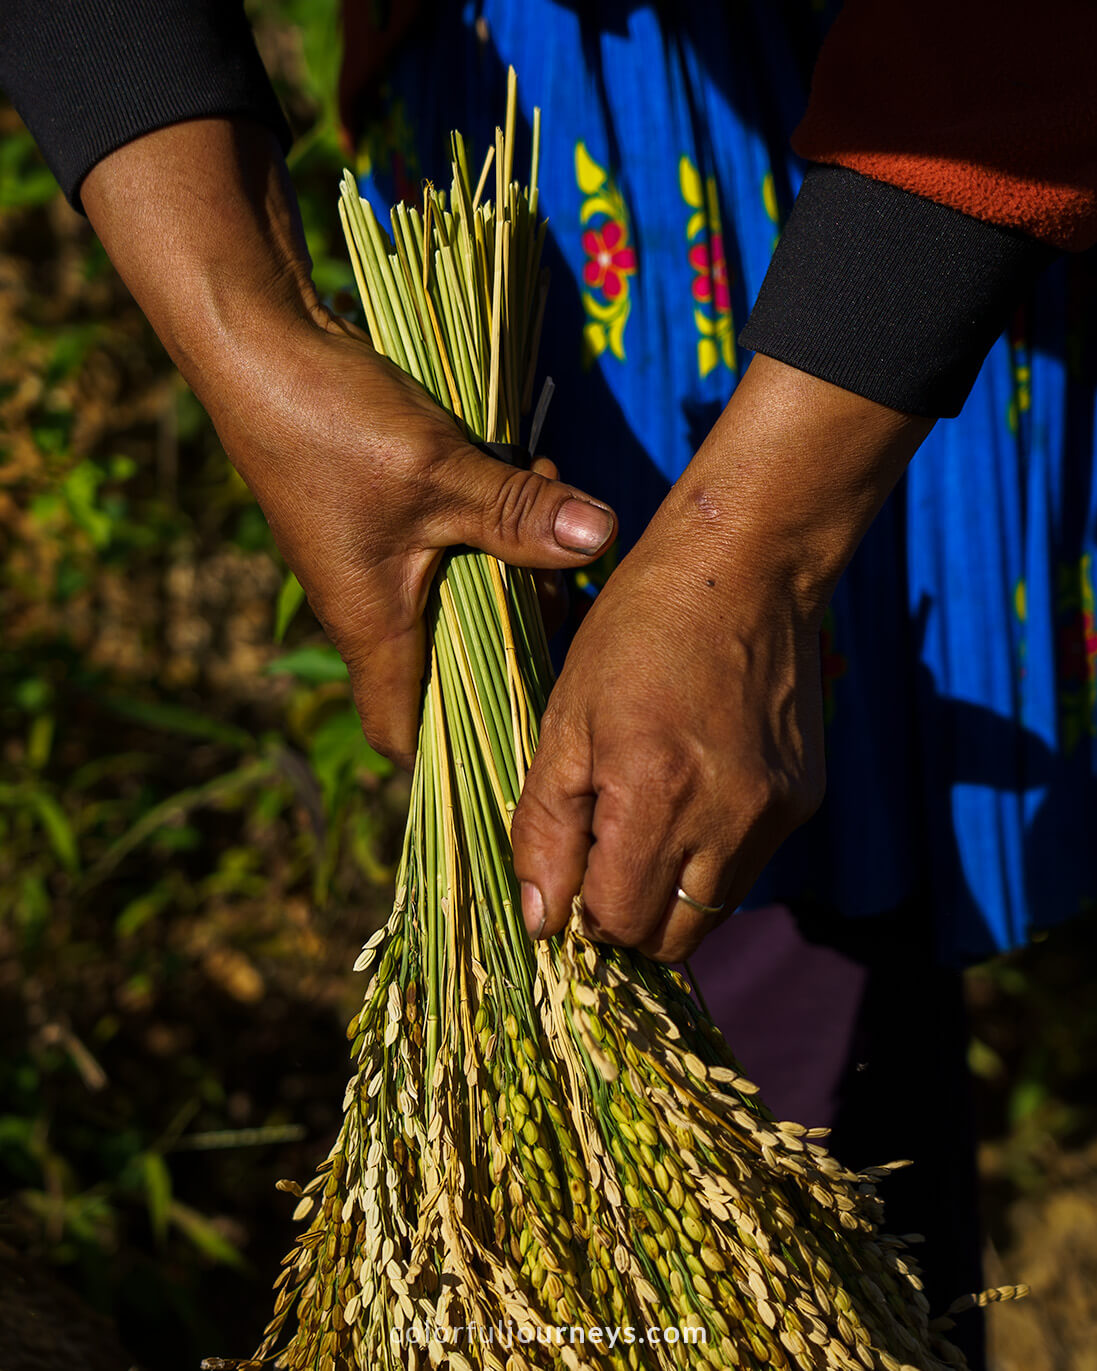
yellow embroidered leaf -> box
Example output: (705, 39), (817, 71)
(762, 170), (779, 226)
(580, 191), (622, 225)
(609, 309), (629, 361)
(575, 141), (607, 196)
(585, 292), (628, 323)
(698, 338), (718, 379)
(694, 307), (717, 337)
(686, 208), (706, 241)
(721, 331), (737, 373)
(705, 175), (722, 230)
(582, 320), (608, 366)
(1014, 579), (1027, 622)
(678, 154), (704, 209)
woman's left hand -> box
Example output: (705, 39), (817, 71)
(511, 354), (933, 961)
(509, 504), (826, 962)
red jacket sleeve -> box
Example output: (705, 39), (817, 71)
(792, 0), (1097, 251)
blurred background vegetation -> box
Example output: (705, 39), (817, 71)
(1, 3), (1096, 1368)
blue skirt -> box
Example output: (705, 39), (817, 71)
(356, 0), (1097, 966)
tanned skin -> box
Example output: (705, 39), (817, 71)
(83, 116), (933, 962)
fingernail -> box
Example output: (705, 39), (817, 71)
(521, 881), (547, 938)
(553, 499), (613, 554)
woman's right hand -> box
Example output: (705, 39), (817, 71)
(81, 117), (615, 768)
(205, 309), (615, 768)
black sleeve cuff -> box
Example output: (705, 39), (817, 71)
(738, 164), (1058, 418)
(0, 1), (292, 211)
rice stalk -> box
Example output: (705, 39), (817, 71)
(206, 69), (1025, 1371)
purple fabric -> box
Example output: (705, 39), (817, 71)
(692, 902), (987, 1370)
(693, 902), (868, 1125)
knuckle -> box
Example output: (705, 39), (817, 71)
(509, 795), (552, 861)
(489, 469), (547, 546)
(603, 732), (701, 807)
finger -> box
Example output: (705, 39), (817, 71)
(530, 456), (559, 481)
(637, 852), (732, 963)
(511, 715), (595, 939)
(429, 445), (617, 568)
(344, 619), (427, 772)
(579, 772), (689, 947)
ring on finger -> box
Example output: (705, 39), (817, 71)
(674, 885), (725, 917)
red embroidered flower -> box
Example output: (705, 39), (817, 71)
(582, 221), (636, 300)
(689, 232), (731, 313)
(1058, 608), (1097, 681)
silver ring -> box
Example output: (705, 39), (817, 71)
(675, 885), (724, 917)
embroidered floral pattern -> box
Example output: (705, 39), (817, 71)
(1006, 309), (1032, 437)
(679, 156), (735, 379)
(1056, 554), (1097, 753)
(1013, 577), (1029, 690)
(576, 142), (636, 364)
(582, 221), (636, 300)
(762, 169), (781, 251)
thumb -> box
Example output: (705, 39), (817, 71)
(511, 715), (595, 940)
(432, 445), (617, 568)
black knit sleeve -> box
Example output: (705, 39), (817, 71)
(738, 164), (1059, 418)
(0, 0), (292, 211)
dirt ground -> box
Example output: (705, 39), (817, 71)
(985, 1144), (1097, 1370)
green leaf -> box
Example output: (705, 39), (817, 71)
(309, 709), (392, 813)
(61, 461), (112, 547)
(45, 326), (101, 385)
(82, 756), (276, 887)
(143, 1152), (173, 1244)
(13, 677), (52, 713)
(967, 1037), (1006, 1082)
(273, 570), (306, 643)
(27, 791), (79, 872)
(1009, 1078), (1048, 1125)
(115, 886), (173, 939)
(27, 713), (54, 770)
(17, 874), (51, 933)
(167, 1199), (246, 1268)
(266, 644), (349, 683)
(0, 129), (58, 208)
(32, 410), (75, 457)
(102, 696), (255, 751)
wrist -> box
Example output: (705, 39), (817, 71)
(655, 356), (933, 624)
(81, 117), (319, 389)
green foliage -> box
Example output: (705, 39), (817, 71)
(0, 125), (57, 208)
(0, 7), (398, 1364)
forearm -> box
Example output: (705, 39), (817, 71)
(80, 118), (318, 400)
(651, 355), (933, 626)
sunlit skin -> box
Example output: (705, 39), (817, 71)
(83, 116), (933, 963)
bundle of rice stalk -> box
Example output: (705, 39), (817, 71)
(209, 71), (1025, 1371)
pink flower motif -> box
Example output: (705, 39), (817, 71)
(688, 233), (731, 313)
(1058, 608), (1097, 681)
(582, 221), (636, 300)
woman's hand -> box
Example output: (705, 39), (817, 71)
(192, 306), (614, 768)
(511, 513), (827, 961)
(512, 355), (934, 960)
(81, 118), (615, 767)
